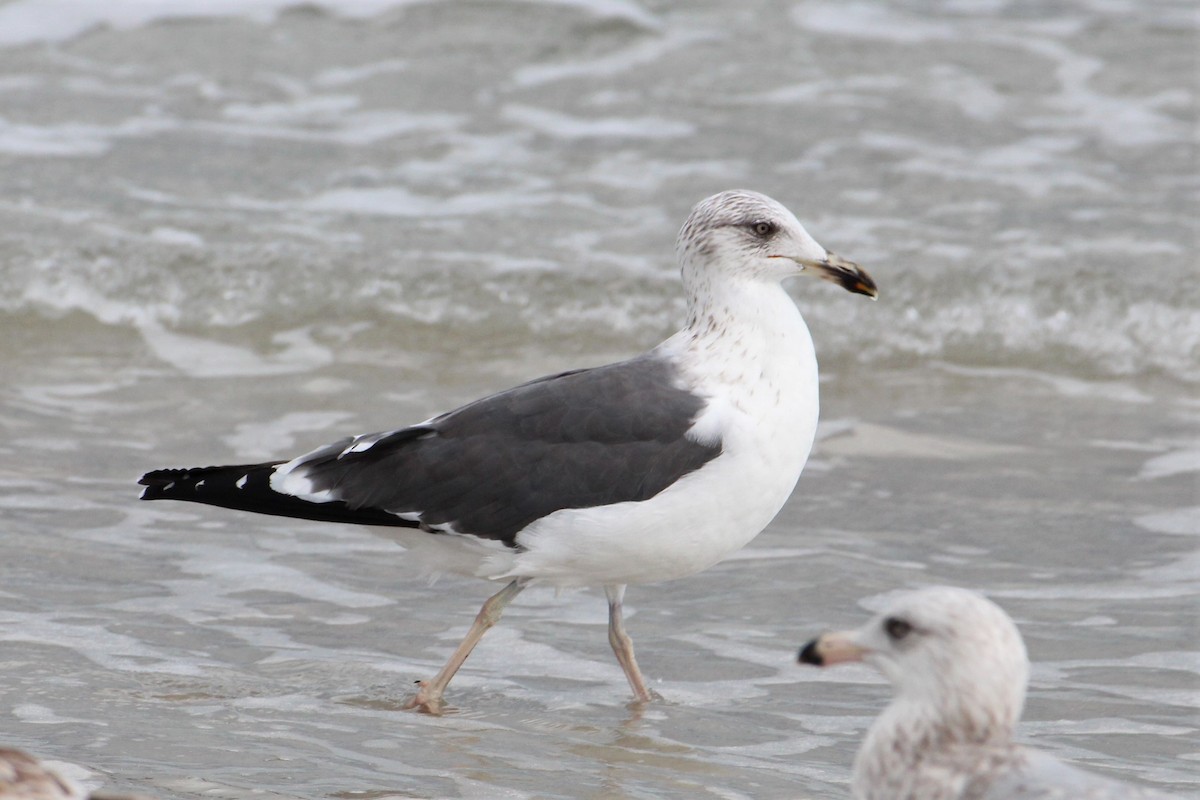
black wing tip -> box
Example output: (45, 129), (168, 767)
(138, 466), (204, 501)
(139, 462), (286, 483)
(139, 467), (192, 487)
(137, 462), (285, 501)
(134, 462), (422, 530)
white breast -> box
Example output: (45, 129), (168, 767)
(502, 281), (820, 587)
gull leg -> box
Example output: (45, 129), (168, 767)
(405, 577), (528, 713)
(605, 584), (654, 702)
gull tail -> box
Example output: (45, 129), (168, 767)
(138, 462), (415, 528)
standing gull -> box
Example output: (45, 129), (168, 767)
(799, 587), (1177, 799)
(140, 190), (877, 711)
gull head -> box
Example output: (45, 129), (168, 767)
(676, 190), (877, 298)
(799, 586), (1028, 742)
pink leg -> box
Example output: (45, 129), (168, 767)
(605, 584), (654, 702)
(405, 578), (528, 713)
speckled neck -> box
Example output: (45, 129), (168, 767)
(853, 697), (1019, 799)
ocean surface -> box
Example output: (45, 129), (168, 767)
(0, 0), (1196, 797)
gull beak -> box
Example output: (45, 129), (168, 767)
(798, 630), (868, 666)
(796, 252), (878, 299)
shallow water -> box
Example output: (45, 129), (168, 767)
(0, 1), (1196, 798)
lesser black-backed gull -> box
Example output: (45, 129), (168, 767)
(140, 189), (877, 711)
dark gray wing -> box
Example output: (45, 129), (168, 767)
(277, 355), (722, 546)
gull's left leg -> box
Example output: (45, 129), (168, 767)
(605, 584), (654, 702)
(405, 577), (529, 713)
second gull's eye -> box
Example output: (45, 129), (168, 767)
(884, 617), (913, 641)
(752, 221), (776, 237)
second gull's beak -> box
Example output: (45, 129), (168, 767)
(795, 252), (878, 299)
(798, 630), (868, 666)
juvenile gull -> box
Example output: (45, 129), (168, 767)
(139, 189), (877, 711)
(0, 748), (153, 800)
(0, 749), (84, 800)
(798, 587), (1177, 800)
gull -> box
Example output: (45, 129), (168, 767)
(0, 749), (84, 800)
(139, 189), (877, 711)
(798, 586), (1177, 799)
(0, 748), (152, 800)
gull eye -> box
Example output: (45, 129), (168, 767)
(884, 617), (913, 641)
(752, 221), (776, 237)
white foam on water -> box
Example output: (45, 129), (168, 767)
(302, 185), (584, 217)
(21, 268), (181, 327)
(989, 583), (1197, 601)
(1028, 717), (1195, 737)
(0, 0), (659, 48)
(748, 74), (906, 106)
(792, 2), (1192, 148)
(203, 107), (463, 146)
(0, 0), (400, 47)
(149, 227), (205, 247)
(512, 28), (704, 87)
(501, 104), (695, 140)
(0, 75), (41, 92)
(139, 324), (334, 378)
(0, 114), (180, 157)
(225, 622), (416, 667)
(1137, 549), (1200, 584)
(12, 704), (102, 725)
(924, 64), (1008, 122)
(1138, 448), (1200, 481)
(1123, 650), (1200, 673)
(0, 117), (111, 156)
(793, 1), (960, 43)
(313, 58), (409, 88)
(15, 380), (133, 415)
(173, 547), (395, 609)
(857, 132), (1112, 197)
(221, 410), (356, 459)
(1009, 34), (1192, 148)
(583, 153), (746, 192)
(222, 93), (361, 123)
(1133, 508), (1200, 537)
(671, 632), (804, 677)
(434, 623), (632, 686)
(817, 421), (1025, 460)
(0, 0), (1192, 395)
(930, 363), (1155, 404)
(0, 613), (215, 675)
(723, 546), (821, 562)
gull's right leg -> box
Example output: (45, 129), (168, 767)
(605, 584), (654, 703)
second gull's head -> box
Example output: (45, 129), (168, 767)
(799, 586), (1028, 744)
